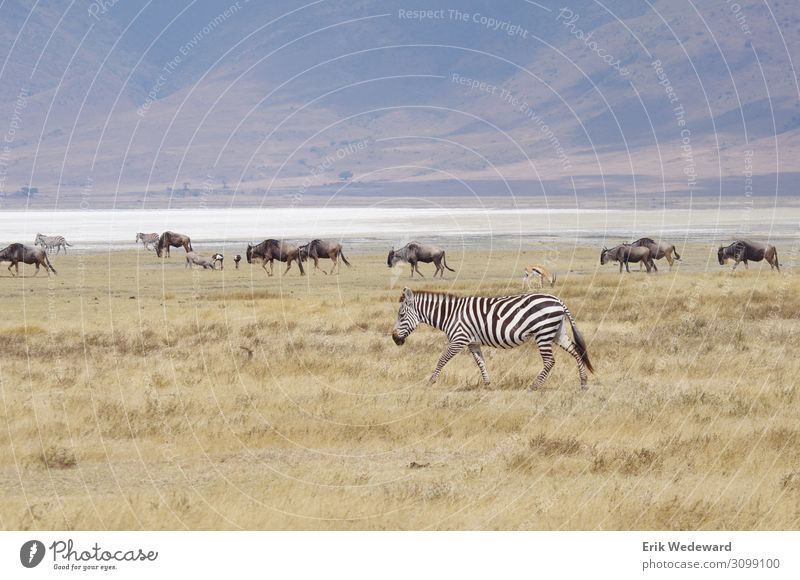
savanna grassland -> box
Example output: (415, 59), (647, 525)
(0, 243), (799, 530)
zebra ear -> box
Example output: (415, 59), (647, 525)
(402, 287), (414, 301)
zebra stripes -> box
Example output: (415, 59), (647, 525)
(34, 233), (71, 255)
(136, 232), (159, 251)
(392, 288), (594, 390)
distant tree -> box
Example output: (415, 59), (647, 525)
(338, 170), (353, 181)
(19, 186), (38, 196)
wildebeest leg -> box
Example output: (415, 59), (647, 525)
(468, 344), (490, 385)
(429, 339), (467, 383)
(624, 260), (631, 273)
(33, 262), (40, 276)
(650, 259), (657, 273)
(8, 262), (16, 276)
(261, 261), (271, 276)
(284, 259), (293, 274)
(554, 320), (588, 389)
(743, 260), (749, 269)
(530, 337), (556, 391)
(414, 262), (424, 277)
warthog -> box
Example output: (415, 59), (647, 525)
(156, 231), (193, 257)
(0, 243), (57, 277)
(387, 242), (455, 278)
(631, 237), (682, 268)
(246, 239), (305, 276)
(185, 252), (216, 269)
(718, 240), (780, 271)
(600, 244), (656, 273)
(298, 239), (351, 275)
(522, 265), (556, 289)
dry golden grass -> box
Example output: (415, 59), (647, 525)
(0, 244), (798, 530)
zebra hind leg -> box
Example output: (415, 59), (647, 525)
(555, 321), (588, 390)
(468, 344), (490, 385)
(530, 339), (556, 391)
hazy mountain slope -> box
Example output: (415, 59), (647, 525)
(0, 0), (797, 204)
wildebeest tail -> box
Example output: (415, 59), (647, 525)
(442, 251), (455, 272)
(340, 249), (351, 267)
(45, 254), (57, 275)
(565, 307), (593, 373)
(673, 246), (681, 260)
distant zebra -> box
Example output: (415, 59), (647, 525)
(392, 288), (594, 390)
(34, 233), (71, 255)
(136, 232), (159, 251)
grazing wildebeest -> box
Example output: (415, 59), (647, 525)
(0, 243), (57, 277)
(136, 232), (159, 251)
(211, 253), (224, 270)
(185, 252), (216, 269)
(522, 264), (556, 289)
(600, 244), (656, 273)
(298, 239), (351, 275)
(156, 231), (193, 257)
(233, 255), (242, 269)
(246, 239), (305, 276)
(718, 240), (780, 271)
(631, 237), (682, 268)
(392, 288), (594, 390)
(34, 233), (71, 255)
(387, 242), (455, 278)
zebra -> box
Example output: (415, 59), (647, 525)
(136, 232), (159, 251)
(391, 287), (594, 390)
(34, 233), (71, 255)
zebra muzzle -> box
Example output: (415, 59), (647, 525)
(392, 331), (405, 346)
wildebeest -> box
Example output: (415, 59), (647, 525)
(233, 255), (241, 269)
(246, 239), (305, 276)
(185, 252), (216, 269)
(718, 240), (780, 271)
(211, 253), (224, 270)
(34, 233), (71, 255)
(156, 231), (193, 257)
(600, 244), (656, 273)
(522, 265), (556, 289)
(298, 239), (351, 275)
(136, 232), (159, 251)
(631, 237), (682, 268)
(387, 242), (455, 278)
(0, 243), (57, 277)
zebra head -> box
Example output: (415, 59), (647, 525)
(34, 233), (44, 246)
(392, 287), (420, 346)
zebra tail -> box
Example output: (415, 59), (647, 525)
(65, 241), (72, 246)
(339, 250), (351, 267)
(442, 251), (455, 272)
(565, 309), (593, 374)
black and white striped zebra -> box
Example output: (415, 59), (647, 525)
(34, 233), (71, 255)
(135, 232), (159, 251)
(391, 288), (594, 390)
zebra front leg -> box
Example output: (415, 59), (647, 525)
(530, 339), (556, 391)
(468, 344), (490, 385)
(429, 340), (467, 384)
